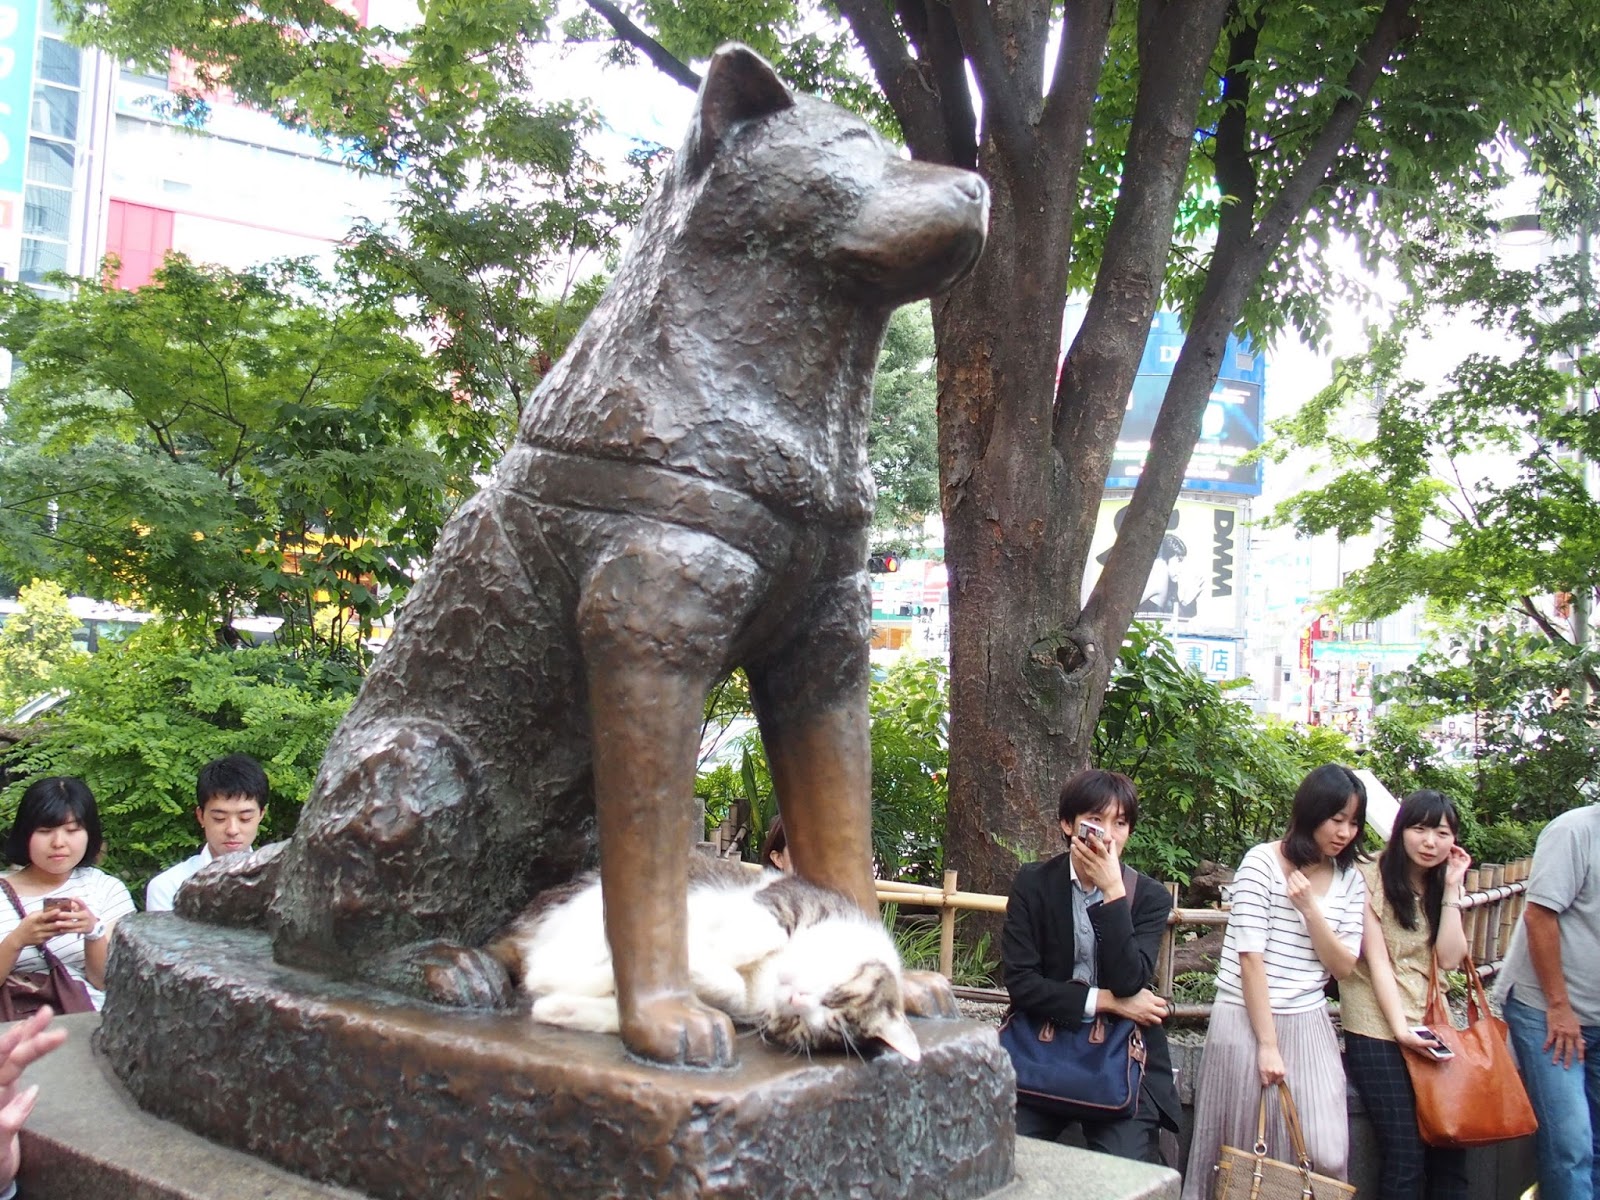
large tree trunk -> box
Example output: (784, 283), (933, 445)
(935, 171), (1079, 896)
(934, 0), (1236, 896)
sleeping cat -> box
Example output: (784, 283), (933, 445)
(488, 856), (921, 1061)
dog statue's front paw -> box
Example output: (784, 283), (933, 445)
(620, 993), (737, 1068)
(902, 969), (959, 1019)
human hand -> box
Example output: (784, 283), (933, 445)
(1443, 845), (1472, 891)
(49, 899), (97, 939)
(1284, 869), (1315, 915)
(1394, 1026), (1433, 1053)
(1105, 988), (1169, 1027)
(0, 1006), (66, 1187)
(1544, 1001), (1586, 1068)
(6, 907), (72, 950)
(1069, 827), (1122, 896)
(1257, 1043), (1286, 1086)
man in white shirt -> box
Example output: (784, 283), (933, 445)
(145, 755), (268, 913)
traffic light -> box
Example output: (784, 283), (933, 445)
(868, 553), (900, 574)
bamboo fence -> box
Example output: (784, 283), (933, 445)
(876, 858), (1534, 1020)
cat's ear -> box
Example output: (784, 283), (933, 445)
(874, 1015), (921, 1063)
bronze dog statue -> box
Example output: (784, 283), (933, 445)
(196, 44), (988, 1068)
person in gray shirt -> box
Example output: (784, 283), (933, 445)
(1496, 804), (1600, 1200)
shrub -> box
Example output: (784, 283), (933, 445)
(696, 657), (950, 884)
(0, 622), (358, 897)
(1096, 623), (1353, 884)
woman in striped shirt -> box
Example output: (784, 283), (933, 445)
(1181, 764), (1369, 1200)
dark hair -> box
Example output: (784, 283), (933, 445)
(1380, 790), (1460, 939)
(196, 754), (269, 810)
(1057, 770), (1139, 834)
(1282, 763), (1366, 870)
(5, 777), (103, 867)
(759, 815), (787, 869)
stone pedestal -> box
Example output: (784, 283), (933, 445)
(96, 916), (1016, 1200)
(17, 1014), (1179, 1200)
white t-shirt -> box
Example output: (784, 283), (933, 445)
(1215, 842), (1367, 1013)
(145, 847), (215, 913)
(0, 867), (136, 1010)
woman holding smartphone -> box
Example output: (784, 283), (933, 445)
(0, 777), (134, 1009)
(1001, 769), (1181, 1163)
(1339, 789), (1472, 1200)
(1181, 763), (1369, 1200)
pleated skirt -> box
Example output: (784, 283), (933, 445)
(1180, 999), (1350, 1200)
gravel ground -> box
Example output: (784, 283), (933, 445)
(958, 999), (1008, 1025)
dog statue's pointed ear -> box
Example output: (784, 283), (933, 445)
(683, 44), (794, 176)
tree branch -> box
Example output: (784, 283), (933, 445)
(1518, 594), (1600, 695)
(1053, 0), (1232, 574)
(834, 0), (955, 162)
(583, 0), (701, 92)
(1084, 0), (1416, 641)
(1039, 0), (1115, 147)
(915, 0), (979, 169)
(947, 0), (1034, 166)
(1211, 10), (1259, 251)
(1252, 0), (1415, 253)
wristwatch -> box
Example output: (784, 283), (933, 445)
(84, 921), (107, 943)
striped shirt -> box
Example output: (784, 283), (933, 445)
(1215, 842), (1366, 1014)
(0, 867), (136, 1010)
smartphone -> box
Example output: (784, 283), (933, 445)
(1076, 819), (1107, 845)
(41, 897), (71, 911)
(1409, 1026), (1455, 1060)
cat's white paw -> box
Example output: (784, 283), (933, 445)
(532, 993), (621, 1033)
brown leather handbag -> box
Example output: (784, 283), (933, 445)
(1213, 1082), (1356, 1200)
(1402, 951), (1536, 1148)
(0, 880), (95, 1021)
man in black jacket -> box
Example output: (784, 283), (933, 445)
(1001, 769), (1181, 1163)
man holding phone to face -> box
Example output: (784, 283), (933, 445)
(1000, 769), (1180, 1163)
(145, 755), (268, 913)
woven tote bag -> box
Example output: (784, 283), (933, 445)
(1212, 1081), (1356, 1200)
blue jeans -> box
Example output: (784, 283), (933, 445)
(1504, 992), (1600, 1200)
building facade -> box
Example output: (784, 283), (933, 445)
(0, 0), (398, 296)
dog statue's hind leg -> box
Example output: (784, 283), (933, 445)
(750, 559), (960, 1020)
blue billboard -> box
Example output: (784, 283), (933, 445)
(0, 1), (39, 196)
(1105, 311), (1266, 496)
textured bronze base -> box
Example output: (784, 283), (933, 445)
(98, 916), (1015, 1200)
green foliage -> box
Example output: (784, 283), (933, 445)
(1359, 712), (1476, 805)
(0, 257), (487, 649)
(1095, 623), (1354, 883)
(868, 303), (939, 535)
(0, 580), (84, 714)
(1372, 626), (1600, 831)
(882, 904), (997, 988)
(696, 657), (949, 882)
(1263, 236), (1600, 639)
(1171, 970), (1218, 1006)
(0, 623), (357, 898)
(867, 657), (949, 884)
(62, 0), (662, 440)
